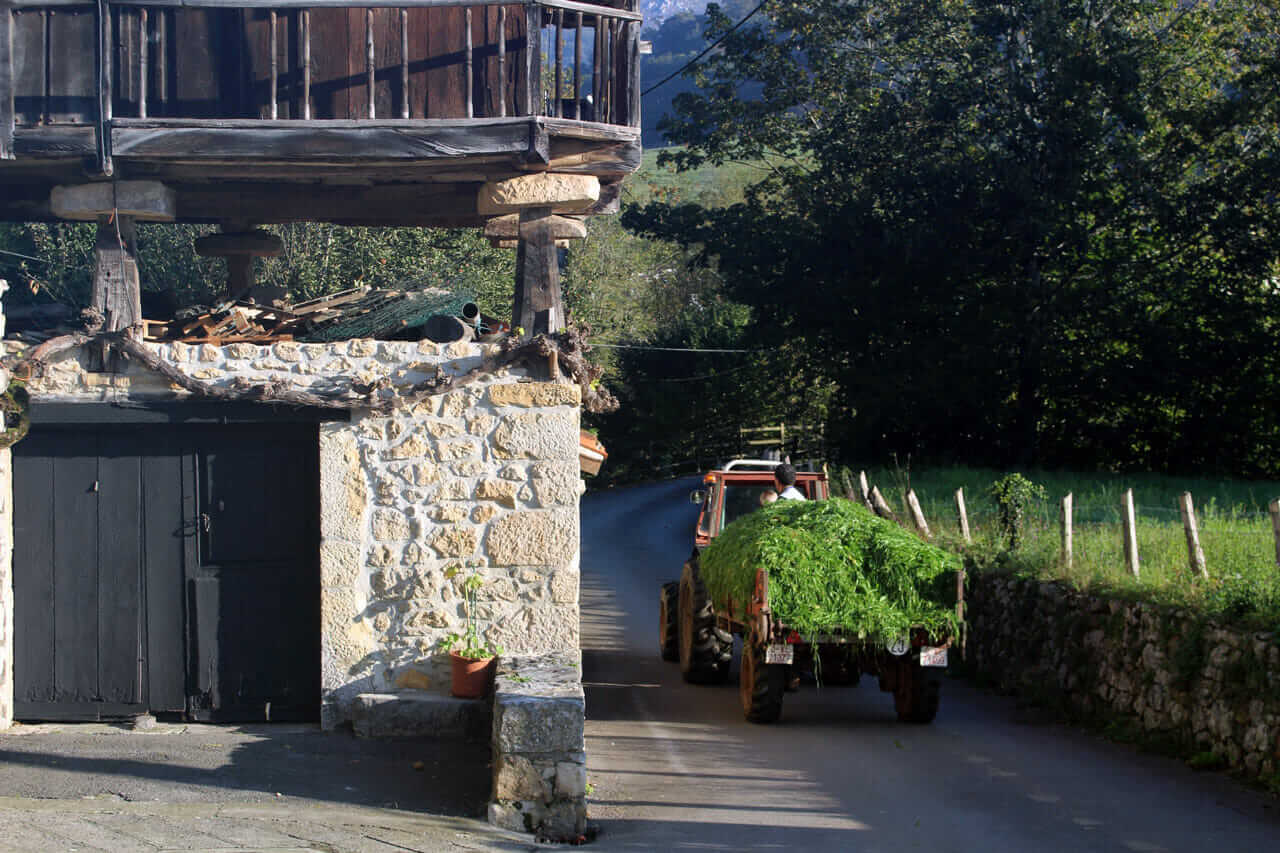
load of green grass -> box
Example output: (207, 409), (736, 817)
(700, 498), (962, 644)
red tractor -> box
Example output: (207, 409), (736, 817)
(658, 460), (955, 724)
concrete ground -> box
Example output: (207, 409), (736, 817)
(0, 722), (537, 852)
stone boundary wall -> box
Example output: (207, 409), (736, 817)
(966, 574), (1280, 781)
(489, 652), (587, 840)
(5, 338), (583, 730)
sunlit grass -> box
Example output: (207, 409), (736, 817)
(837, 465), (1280, 631)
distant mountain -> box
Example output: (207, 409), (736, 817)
(638, 0), (709, 28)
(638, 0), (757, 148)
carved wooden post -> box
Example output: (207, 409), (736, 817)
(513, 207), (562, 337)
(194, 226), (284, 301)
(91, 215), (142, 369)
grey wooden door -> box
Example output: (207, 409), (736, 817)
(13, 429), (186, 720)
(13, 422), (319, 722)
(184, 425), (320, 722)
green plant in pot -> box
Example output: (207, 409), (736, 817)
(440, 571), (503, 699)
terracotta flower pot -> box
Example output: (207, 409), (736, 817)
(450, 651), (496, 699)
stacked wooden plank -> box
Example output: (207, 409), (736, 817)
(154, 302), (304, 344)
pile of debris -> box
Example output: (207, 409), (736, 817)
(145, 287), (510, 346)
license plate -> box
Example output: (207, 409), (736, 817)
(765, 644), (794, 665)
(919, 646), (948, 667)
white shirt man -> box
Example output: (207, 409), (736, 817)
(774, 463), (806, 500)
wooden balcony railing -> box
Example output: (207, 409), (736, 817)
(1, 0), (640, 160)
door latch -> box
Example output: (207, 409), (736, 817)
(199, 512), (211, 533)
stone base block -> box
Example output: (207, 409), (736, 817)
(352, 690), (491, 740)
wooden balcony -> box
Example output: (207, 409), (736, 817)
(0, 0), (641, 226)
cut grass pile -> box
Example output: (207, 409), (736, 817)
(699, 497), (961, 643)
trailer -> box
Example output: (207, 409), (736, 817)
(658, 460), (957, 724)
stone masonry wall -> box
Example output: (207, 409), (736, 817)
(966, 574), (1280, 781)
(6, 337), (583, 728)
(489, 653), (587, 840)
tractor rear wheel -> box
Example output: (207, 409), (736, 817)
(740, 633), (787, 723)
(659, 582), (679, 662)
(678, 561), (732, 684)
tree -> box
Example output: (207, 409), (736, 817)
(626, 0), (1280, 473)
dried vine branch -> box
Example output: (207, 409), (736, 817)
(4, 325), (617, 415)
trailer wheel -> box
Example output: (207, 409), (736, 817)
(678, 561), (731, 684)
(894, 662), (941, 724)
(659, 582), (680, 662)
(740, 634), (787, 723)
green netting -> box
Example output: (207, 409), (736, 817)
(700, 497), (962, 643)
(300, 288), (475, 342)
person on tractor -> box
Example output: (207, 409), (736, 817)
(774, 463), (806, 501)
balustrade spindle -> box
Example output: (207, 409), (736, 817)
(553, 9), (562, 117)
(602, 18), (613, 123)
(497, 5), (506, 117)
(138, 8), (148, 118)
(464, 7), (472, 118)
(156, 9), (166, 110)
(366, 9), (375, 118)
(572, 11), (581, 119)
(269, 10), (278, 119)
(592, 16), (601, 121)
(400, 8), (409, 118)
(302, 9), (311, 119)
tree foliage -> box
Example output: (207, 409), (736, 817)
(626, 0), (1280, 475)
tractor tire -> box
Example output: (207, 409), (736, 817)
(659, 582), (680, 662)
(678, 561), (732, 684)
(894, 661), (941, 724)
(740, 633), (787, 723)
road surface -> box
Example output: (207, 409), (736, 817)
(580, 478), (1280, 852)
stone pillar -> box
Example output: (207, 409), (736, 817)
(0, 446), (11, 729)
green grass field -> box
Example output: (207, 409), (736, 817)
(838, 465), (1280, 631)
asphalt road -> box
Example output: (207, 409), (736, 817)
(579, 477), (1280, 852)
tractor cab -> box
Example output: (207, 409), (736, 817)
(689, 459), (829, 548)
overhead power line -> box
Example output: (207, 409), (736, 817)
(641, 0), (770, 97)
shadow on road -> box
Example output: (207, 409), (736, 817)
(0, 723), (491, 816)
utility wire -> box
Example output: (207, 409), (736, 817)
(0, 249), (49, 264)
(591, 343), (755, 353)
(641, 0), (770, 96)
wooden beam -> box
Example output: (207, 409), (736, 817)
(484, 212), (585, 240)
(193, 229), (284, 257)
(11, 125), (98, 158)
(512, 206), (562, 337)
(111, 122), (535, 162)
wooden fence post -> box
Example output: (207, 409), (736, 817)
(1270, 498), (1280, 568)
(906, 489), (931, 539)
(1122, 488), (1140, 578)
(1178, 492), (1208, 579)
(954, 487), (971, 544)
(858, 471), (874, 511)
(1061, 492), (1073, 570)
(869, 486), (899, 523)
